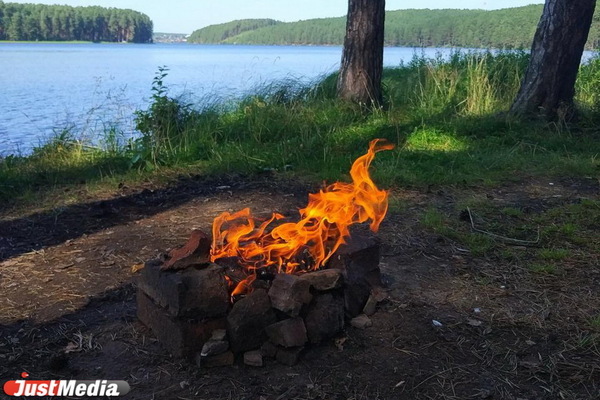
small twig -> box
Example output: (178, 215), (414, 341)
(411, 367), (458, 391)
(467, 207), (540, 246)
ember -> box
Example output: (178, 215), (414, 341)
(210, 139), (394, 297)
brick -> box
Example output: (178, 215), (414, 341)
(138, 262), (229, 318)
(136, 290), (225, 359)
(265, 318), (308, 348)
(304, 292), (345, 344)
(326, 226), (381, 318)
(298, 269), (343, 291)
(362, 293), (378, 316)
(276, 346), (304, 366)
(243, 350), (264, 367)
(196, 351), (234, 368)
(200, 340), (229, 357)
(227, 289), (277, 353)
(268, 274), (312, 317)
(210, 329), (227, 341)
(260, 341), (278, 359)
(350, 314), (373, 329)
(162, 229), (211, 270)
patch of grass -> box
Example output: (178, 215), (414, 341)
(538, 248), (570, 261)
(501, 207), (523, 217)
(560, 223), (579, 237)
(463, 233), (494, 256)
(387, 195), (409, 213)
(590, 315), (600, 330)
(573, 332), (600, 350)
(421, 208), (450, 234)
(528, 263), (558, 275)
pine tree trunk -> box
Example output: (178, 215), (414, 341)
(510, 0), (596, 120)
(337, 0), (385, 107)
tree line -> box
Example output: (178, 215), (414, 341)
(188, 4), (600, 50)
(187, 19), (279, 44)
(0, 2), (153, 43)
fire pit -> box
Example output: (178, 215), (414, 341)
(137, 139), (394, 367)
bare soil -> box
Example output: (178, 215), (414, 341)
(1, 174), (599, 400)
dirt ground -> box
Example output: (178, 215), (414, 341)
(1, 173), (599, 400)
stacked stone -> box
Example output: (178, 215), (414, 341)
(136, 259), (230, 360)
(136, 227), (386, 367)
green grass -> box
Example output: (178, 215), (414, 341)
(501, 207), (523, 217)
(1, 51), (599, 210)
(590, 315), (600, 330)
(538, 248), (570, 261)
(421, 208), (450, 234)
(529, 262), (558, 275)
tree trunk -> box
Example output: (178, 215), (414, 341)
(337, 0), (385, 107)
(509, 0), (596, 120)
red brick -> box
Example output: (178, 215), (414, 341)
(265, 318), (308, 348)
(268, 274), (312, 317)
(162, 229), (211, 270)
(298, 269), (343, 291)
(136, 290), (225, 359)
(227, 289), (277, 353)
(138, 262), (229, 318)
(326, 226), (381, 318)
(304, 292), (345, 344)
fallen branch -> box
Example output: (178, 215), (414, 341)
(467, 207), (540, 246)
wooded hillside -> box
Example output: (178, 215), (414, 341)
(188, 5), (600, 49)
(0, 2), (153, 43)
(187, 19), (280, 44)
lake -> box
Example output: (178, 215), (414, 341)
(1, 43), (592, 155)
(0, 43), (466, 155)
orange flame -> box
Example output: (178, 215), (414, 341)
(210, 139), (394, 292)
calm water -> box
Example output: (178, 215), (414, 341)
(1, 43), (465, 155)
(4, 43), (590, 155)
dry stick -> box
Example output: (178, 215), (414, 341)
(411, 367), (459, 391)
(467, 207), (541, 246)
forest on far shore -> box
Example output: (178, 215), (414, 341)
(188, 5), (600, 50)
(0, 2), (153, 43)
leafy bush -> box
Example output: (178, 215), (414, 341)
(133, 66), (194, 168)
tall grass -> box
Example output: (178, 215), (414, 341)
(1, 51), (599, 208)
(384, 51), (529, 117)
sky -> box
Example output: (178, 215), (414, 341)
(7, 0), (546, 34)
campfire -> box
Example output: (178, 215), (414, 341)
(137, 139), (394, 367)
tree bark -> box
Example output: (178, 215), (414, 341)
(337, 0), (385, 107)
(509, 0), (596, 120)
